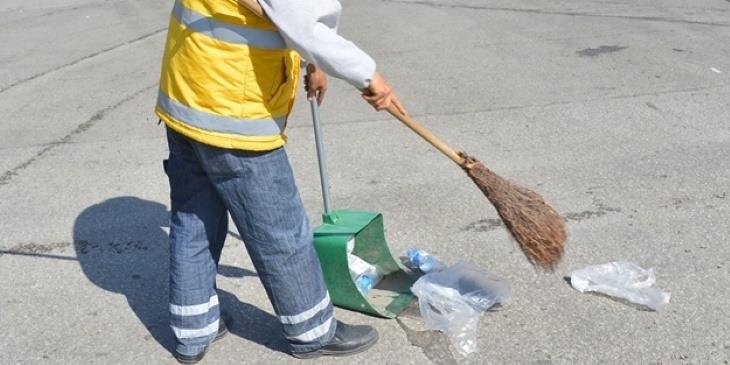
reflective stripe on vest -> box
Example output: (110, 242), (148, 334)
(156, 0), (300, 151)
(157, 91), (285, 136)
(171, 1), (286, 49)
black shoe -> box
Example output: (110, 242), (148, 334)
(173, 317), (230, 364)
(291, 320), (379, 359)
(213, 317), (229, 342)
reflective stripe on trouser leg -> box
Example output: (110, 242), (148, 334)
(165, 128), (228, 356)
(191, 144), (337, 353)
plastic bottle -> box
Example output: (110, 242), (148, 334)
(406, 248), (445, 273)
(355, 275), (375, 293)
(347, 253), (382, 294)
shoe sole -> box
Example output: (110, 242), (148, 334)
(214, 321), (229, 342)
(173, 318), (229, 364)
(291, 331), (380, 360)
(174, 348), (208, 365)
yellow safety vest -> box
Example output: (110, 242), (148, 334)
(156, 0), (300, 151)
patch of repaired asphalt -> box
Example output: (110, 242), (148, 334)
(577, 45), (628, 57)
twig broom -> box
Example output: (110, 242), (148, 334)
(386, 105), (566, 270)
(235, 0), (567, 267)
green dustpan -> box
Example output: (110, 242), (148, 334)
(308, 99), (415, 318)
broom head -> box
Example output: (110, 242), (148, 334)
(459, 152), (566, 270)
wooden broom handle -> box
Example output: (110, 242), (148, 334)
(386, 104), (466, 165)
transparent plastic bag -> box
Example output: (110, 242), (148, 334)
(410, 262), (511, 356)
(570, 262), (671, 311)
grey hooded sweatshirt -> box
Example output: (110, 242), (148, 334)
(258, 0), (376, 89)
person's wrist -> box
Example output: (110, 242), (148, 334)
(365, 72), (380, 94)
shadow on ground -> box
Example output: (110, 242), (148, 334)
(72, 196), (287, 355)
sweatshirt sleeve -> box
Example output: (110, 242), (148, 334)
(258, 0), (376, 89)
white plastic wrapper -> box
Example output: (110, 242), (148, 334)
(410, 262), (511, 356)
(570, 262), (671, 311)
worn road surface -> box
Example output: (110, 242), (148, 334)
(1, 0), (729, 363)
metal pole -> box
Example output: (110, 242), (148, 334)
(310, 98), (332, 214)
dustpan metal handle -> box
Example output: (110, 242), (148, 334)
(310, 98), (332, 214)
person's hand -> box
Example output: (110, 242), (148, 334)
(362, 72), (407, 115)
(304, 63), (327, 105)
(237, 0), (267, 19)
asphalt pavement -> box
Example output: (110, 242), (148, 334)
(1, 0), (729, 363)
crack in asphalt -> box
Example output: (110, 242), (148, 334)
(0, 84), (157, 187)
(0, 241), (78, 261)
(0, 0), (105, 20)
(1, 241), (72, 254)
(381, 0), (730, 27)
(0, 236), (159, 257)
(0, 250), (79, 261)
(0, 27), (165, 94)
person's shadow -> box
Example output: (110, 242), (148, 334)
(73, 196), (288, 355)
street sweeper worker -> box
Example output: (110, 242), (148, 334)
(155, 0), (405, 363)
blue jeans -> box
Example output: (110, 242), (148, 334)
(163, 128), (336, 356)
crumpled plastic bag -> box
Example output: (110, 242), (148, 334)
(570, 262), (671, 311)
(410, 262), (511, 356)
